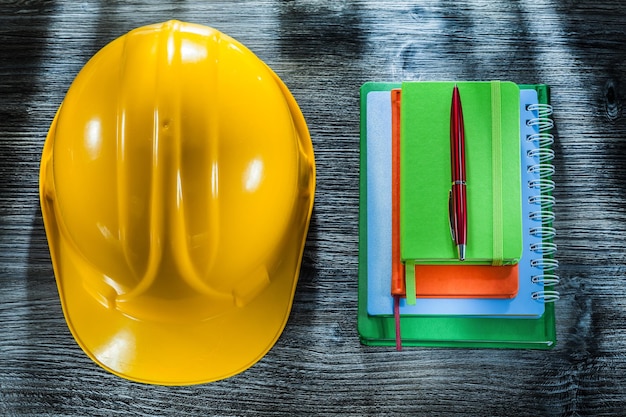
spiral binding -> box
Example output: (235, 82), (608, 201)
(525, 100), (559, 303)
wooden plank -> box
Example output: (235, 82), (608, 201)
(1, 0), (625, 415)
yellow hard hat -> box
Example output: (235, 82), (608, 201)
(39, 20), (315, 385)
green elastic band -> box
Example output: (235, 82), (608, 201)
(405, 260), (416, 305)
(491, 81), (504, 266)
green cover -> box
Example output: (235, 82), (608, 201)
(357, 83), (556, 349)
(400, 81), (523, 264)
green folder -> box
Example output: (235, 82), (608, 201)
(400, 81), (523, 265)
(358, 83), (556, 349)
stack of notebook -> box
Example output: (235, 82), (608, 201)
(358, 81), (559, 349)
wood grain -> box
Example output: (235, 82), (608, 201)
(1, 0), (626, 415)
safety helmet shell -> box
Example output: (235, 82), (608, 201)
(39, 20), (315, 385)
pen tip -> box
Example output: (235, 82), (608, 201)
(458, 244), (466, 261)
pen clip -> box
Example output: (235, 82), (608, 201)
(448, 189), (456, 242)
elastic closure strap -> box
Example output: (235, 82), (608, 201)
(491, 81), (504, 266)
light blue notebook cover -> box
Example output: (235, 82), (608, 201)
(366, 87), (550, 318)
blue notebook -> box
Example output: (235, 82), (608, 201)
(366, 87), (558, 318)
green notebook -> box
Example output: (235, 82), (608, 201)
(358, 83), (557, 349)
(400, 81), (523, 265)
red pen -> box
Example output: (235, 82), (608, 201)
(449, 85), (467, 260)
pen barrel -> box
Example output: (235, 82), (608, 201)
(451, 183), (467, 245)
(450, 85), (467, 249)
